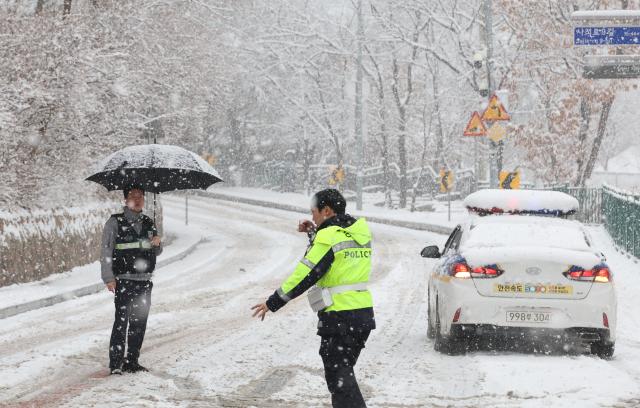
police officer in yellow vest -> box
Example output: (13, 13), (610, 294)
(252, 189), (374, 408)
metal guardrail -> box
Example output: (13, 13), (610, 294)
(551, 186), (603, 224)
(239, 160), (477, 199)
(537, 185), (640, 258)
(602, 185), (640, 259)
(539, 185), (600, 223)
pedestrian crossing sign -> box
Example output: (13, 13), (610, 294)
(499, 171), (520, 189)
(463, 112), (487, 136)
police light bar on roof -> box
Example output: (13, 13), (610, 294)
(464, 189), (579, 217)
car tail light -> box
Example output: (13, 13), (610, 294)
(603, 312), (609, 328)
(452, 308), (461, 323)
(471, 264), (504, 279)
(450, 262), (471, 278)
(564, 265), (612, 283)
(595, 267), (612, 283)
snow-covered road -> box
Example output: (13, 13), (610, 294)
(1, 196), (639, 407)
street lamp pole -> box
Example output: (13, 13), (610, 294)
(483, 0), (499, 189)
(355, 0), (364, 210)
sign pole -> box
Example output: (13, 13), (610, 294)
(482, 0), (497, 188)
(481, 95), (510, 189)
(463, 111), (488, 190)
(474, 138), (478, 191)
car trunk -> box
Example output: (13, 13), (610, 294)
(462, 246), (601, 300)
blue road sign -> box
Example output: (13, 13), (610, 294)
(574, 26), (640, 45)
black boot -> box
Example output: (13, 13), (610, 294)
(123, 360), (149, 373)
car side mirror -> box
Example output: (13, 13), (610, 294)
(421, 245), (441, 258)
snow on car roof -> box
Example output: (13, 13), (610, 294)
(461, 214), (600, 268)
(464, 189), (579, 216)
(465, 215), (591, 251)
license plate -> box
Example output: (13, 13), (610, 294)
(494, 283), (573, 295)
(506, 311), (552, 324)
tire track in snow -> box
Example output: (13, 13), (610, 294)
(0, 199), (301, 406)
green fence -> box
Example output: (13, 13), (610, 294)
(546, 185), (640, 258)
(602, 185), (640, 259)
(551, 186), (603, 224)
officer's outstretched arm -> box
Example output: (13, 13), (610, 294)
(266, 241), (334, 312)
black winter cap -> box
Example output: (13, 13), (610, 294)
(312, 189), (346, 214)
(123, 185), (145, 198)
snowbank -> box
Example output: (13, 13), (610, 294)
(193, 186), (466, 230)
(0, 214), (205, 316)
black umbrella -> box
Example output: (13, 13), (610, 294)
(87, 144), (223, 192)
(86, 144), (223, 219)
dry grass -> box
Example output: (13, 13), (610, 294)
(0, 205), (116, 287)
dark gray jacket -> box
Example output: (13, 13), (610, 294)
(100, 207), (163, 284)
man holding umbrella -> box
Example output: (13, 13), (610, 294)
(101, 186), (162, 375)
(87, 144), (224, 374)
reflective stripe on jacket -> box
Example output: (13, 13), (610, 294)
(112, 213), (157, 277)
(266, 214), (376, 335)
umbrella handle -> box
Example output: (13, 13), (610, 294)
(153, 193), (157, 225)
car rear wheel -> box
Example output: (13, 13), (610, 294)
(592, 341), (615, 359)
(434, 300), (465, 355)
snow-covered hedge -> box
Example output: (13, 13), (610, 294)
(0, 203), (118, 287)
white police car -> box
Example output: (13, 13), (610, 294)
(422, 189), (617, 357)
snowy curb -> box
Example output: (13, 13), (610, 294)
(0, 236), (209, 320)
(192, 190), (453, 235)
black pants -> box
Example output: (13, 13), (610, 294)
(109, 279), (153, 369)
(320, 331), (370, 408)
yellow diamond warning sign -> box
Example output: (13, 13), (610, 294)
(439, 169), (454, 193)
(329, 166), (345, 185)
(463, 112), (487, 136)
(499, 171), (520, 189)
(482, 94), (511, 121)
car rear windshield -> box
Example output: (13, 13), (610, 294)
(464, 221), (591, 251)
